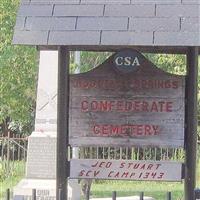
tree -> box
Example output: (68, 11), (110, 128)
(0, 0), (37, 136)
(146, 53), (186, 75)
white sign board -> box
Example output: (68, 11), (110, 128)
(70, 159), (183, 181)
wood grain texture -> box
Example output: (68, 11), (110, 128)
(70, 159), (183, 181)
(69, 51), (185, 148)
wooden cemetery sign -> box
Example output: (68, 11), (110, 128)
(70, 159), (183, 181)
(69, 50), (185, 148)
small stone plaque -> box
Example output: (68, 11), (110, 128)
(26, 135), (56, 179)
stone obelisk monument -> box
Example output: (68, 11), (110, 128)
(13, 51), (80, 200)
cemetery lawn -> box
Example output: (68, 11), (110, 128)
(0, 161), (25, 199)
(0, 176), (22, 198)
(91, 181), (184, 200)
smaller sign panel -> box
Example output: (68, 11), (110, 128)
(70, 159), (183, 181)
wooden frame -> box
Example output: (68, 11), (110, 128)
(56, 46), (198, 200)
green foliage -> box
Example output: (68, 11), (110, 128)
(0, 0), (37, 134)
(91, 180), (184, 200)
(0, 160), (25, 181)
(78, 52), (186, 75)
(0, 161), (25, 199)
(145, 53), (186, 75)
(79, 52), (112, 73)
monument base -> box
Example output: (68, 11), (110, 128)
(13, 179), (81, 200)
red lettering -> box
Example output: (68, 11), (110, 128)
(142, 101), (149, 112)
(120, 162), (126, 168)
(158, 80), (164, 88)
(79, 170), (85, 177)
(147, 164), (154, 170)
(165, 80), (171, 88)
(97, 161), (112, 168)
(133, 164), (140, 169)
(81, 100), (88, 112)
(151, 172), (157, 178)
(106, 162), (112, 168)
(110, 126), (119, 135)
(125, 101), (132, 111)
(166, 102), (173, 112)
(102, 125), (109, 135)
(108, 171), (114, 178)
(94, 171), (100, 177)
(138, 173), (143, 178)
(91, 161), (99, 167)
(109, 101), (115, 111)
(91, 101), (98, 111)
(172, 81), (179, 89)
(82, 100), (174, 113)
(114, 172), (120, 178)
(158, 172), (165, 179)
(93, 125), (100, 135)
(158, 101), (165, 112)
(153, 125), (159, 135)
(143, 172), (150, 179)
(130, 173), (135, 178)
(116, 101), (124, 111)
(140, 164), (146, 170)
(144, 125), (151, 135)
(86, 170), (92, 177)
(121, 125), (128, 135)
(92, 161), (112, 168)
(92, 124), (160, 136)
(73, 79), (179, 90)
(134, 101), (141, 111)
(99, 162), (106, 168)
(121, 172), (129, 178)
(137, 125), (143, 135)
(151, 102), (159, 112)
(99, 101), (109, 111)
(155, 164), (161, 170)
(128, 163), (133, 169)
(84, 80), (90, 88)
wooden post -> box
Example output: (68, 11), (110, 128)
(6, 131), (10, 176)
(59, 189), (63, 200)
(32, 189), (36, 200)
(112, 191), (116, 200)
(185, 47), (198, 200)
(56, 47), (70, 200)
(6, 189), (10, 200)
(166, 192), (172, 200)
(140, 192), (144, 200)
(7, 131), (10, 162)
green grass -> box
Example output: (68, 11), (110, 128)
(0, 161), (25, 199)
(197, 158), (200, 186)
(91, 180), (184, 200)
